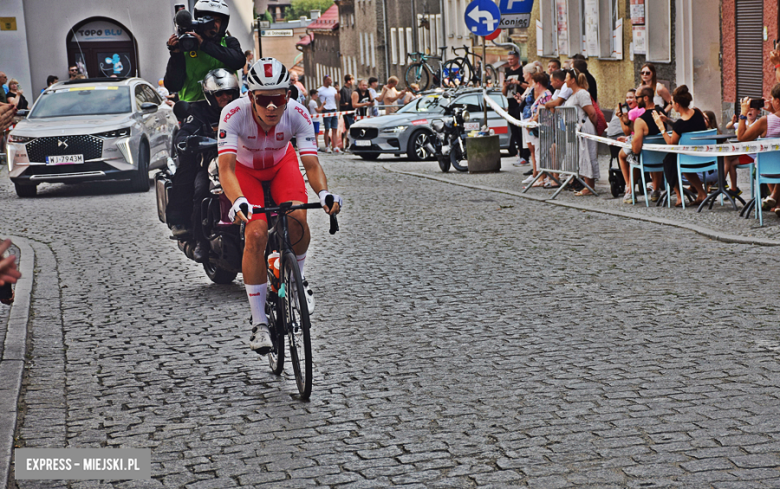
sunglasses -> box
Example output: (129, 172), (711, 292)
(640, 71), (652, 75)
(69, 69), (78, 72)
(252, 93), (287, 108)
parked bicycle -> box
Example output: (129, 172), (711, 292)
(241, 196), (339, 400)
(443, 45), (497, 88)
(404, 48), (446, 93)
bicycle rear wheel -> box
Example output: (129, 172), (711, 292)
(282, 251), (312, 399)
(405, 63), (431, 92)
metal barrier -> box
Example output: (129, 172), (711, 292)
(523, 107), (597, 199)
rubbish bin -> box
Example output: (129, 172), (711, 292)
(466, 135), (501, 173)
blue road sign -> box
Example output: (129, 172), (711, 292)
(464, 0), (501, 37)
(498, 0), (534, 15)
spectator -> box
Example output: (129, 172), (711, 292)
(617, 86), (666, 203)
(737, 87), (780, 215)
(75, 74), (87, 80)
(770, 48), (780, 83)
(368, 77), (379, 117)
(68, 65), (79, 80)
(523, 72), (553, 186)
(6, 79), (28, 110)
(547, 59), (561, 75)
(317, 75), (339, 153)
(242, 50), (253, 93)
(572, 58), (597, 102)
(339, 74), (355, 150)
(42, 75), (58, 93)
(402, 84), (421, 105)
(308, 91), (322, 149)
(157, 78), (170, 98)
(0, 72), (6, 103)
(515, 63), (542, 171)
(376, 76), (407, 115)
(653, 85), (708, 207)
(544, 69), (572, 110)
(606, 89), (637, 138)
(502, 50), (528, 165)
(290, 72), (307, 104)
(352, 79), (373, 118)
(703, 110), (720, 133)
(563, 68), (599, 195)
(638, 62), (672, 114)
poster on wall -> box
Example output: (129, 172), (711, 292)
(632, 25), (646, 54)
(630, 0), (645, 25)
(584, 0), (599, 58)
(98, 52), (134, 77)
(556, 0), (569, 55)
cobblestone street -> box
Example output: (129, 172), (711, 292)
(2, 154), (780, 488)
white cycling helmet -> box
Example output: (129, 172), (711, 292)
(246, 58), (290, 91)
(193, 0), (230, 37)
(202, 68), (240, 107)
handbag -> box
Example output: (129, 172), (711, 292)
(590, 96), (608, 136)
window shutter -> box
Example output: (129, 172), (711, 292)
(736, 0), (764, 99)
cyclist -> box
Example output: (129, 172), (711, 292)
(217, 57), (342, 354)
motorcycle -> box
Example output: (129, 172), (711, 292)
(156, 135), (243, 284)
(424, 106), (471, 173)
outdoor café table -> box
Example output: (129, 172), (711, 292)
(690, 134), (746, 212)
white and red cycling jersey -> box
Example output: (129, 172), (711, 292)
(217, 97), (317, 170)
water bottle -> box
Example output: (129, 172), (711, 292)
(267, 251), (280, 292)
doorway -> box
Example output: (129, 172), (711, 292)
(67, 18), (139, 78)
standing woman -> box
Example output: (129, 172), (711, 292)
(6, 79), (27, 110)
(638, 63), (672, 114)
(516, 63), (540, 171)
(563, 68), (599, 195)
(524, 71), (552, 186)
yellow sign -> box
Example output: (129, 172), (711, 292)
(0, 17), (17, 31)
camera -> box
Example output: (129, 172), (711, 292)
(750, 98), (765, 110)
(174, 9), (216, 53)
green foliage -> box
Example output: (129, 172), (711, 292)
(284, 0), (334, 21)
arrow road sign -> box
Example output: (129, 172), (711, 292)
(464, 0), (501, 37)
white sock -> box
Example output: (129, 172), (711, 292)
(245, 283), (267, 325)
(296, 253), (306, 279)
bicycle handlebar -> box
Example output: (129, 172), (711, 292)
(244, 201), (340, 235)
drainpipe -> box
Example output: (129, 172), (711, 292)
(438, 0), (446, 61)
(381, 0), (390, 80)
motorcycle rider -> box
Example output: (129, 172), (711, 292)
(167, 69), (240, 259)
(217, 57), (342, 353)
(164, 0), (244, 103)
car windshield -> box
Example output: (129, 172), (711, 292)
(29, 86), (132, 118)
(398, 94), (445, 114)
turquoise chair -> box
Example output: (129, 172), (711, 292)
(630, 134), (669, 207)
(676, 129), (718, 209)
(753, 150), (780, 226)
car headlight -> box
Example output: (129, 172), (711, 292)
(94, 127), (132, 138)
(431, 120), (444, 132)
(462, 111), (471, 122)
(8, 134), (34, 143)
(381, 125), (408, 134)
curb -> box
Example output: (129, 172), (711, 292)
(0, 236), (34, 489)
(384, 166), (780, 247)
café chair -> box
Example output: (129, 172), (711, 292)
(631, 134), (669, 207)
(675, 129), (718, 210)
(753, 150), (780, 227)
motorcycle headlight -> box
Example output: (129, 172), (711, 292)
(431, 120), (444, 132)
(94, 127), (132, 138)
(8, 134), (34, 143)
(381, 125), (408, 134)
(462, 111), (471, 122)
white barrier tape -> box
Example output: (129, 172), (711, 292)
(577, 131), (780, 157)
(483, 90), (538, 128)
(310, 110), (357, 119)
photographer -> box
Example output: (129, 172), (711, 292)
(167, 69), (240, 262)
(164, 0), (244, 103)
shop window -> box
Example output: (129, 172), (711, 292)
(598, 0), (622, 59)
(646, 0), (670, 62)
(390, 28), (397, 64)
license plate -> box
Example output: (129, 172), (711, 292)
(46, 154), (84, 165)
(464, 122), (480, 131)
(355, 140), (372, 147)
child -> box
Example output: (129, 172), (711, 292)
(724, 107), (759, 196)
(308, 91), (322, 150)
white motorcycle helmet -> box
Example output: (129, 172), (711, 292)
(193, 0), (230, 38)
(202, 68), (240, 108)
(246, 58), (290, 91)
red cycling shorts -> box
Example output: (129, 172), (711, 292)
(235, 143), (308, 222)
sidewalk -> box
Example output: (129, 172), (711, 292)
(385, 152), (780, 246)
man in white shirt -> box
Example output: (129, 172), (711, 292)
(317, 75), (340, 153)
(544, 70), (572, 110)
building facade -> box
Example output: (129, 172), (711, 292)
(298, 4), (341, 93)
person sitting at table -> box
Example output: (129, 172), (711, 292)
(736, 84), (780, 216)
(652, 85), (708, 207)
(606, 89), (637, 139)
(723, 107), (759, 197)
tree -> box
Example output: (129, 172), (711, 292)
(284, 0), (333, 21)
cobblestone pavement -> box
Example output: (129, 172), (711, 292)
(388, 152), (780, 243)
(2, 154), (780, 488)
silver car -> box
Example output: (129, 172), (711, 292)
(6, 77), (177, 197)
(347, 88), (511, 161)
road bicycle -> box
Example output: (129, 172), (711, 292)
(404, 48), (446, 93)
(241, 196), (339, 400)
(443, 45), (498, 88)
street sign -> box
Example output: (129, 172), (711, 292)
(258, 20), (270, 28)
(498, 0), (533, 28)
(261, 29), (294, 37)
(464, 0), (500, 37)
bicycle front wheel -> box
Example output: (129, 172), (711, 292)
(405, 63), (431, 92)
(282, 251), (312, 399)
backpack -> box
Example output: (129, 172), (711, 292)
(591, 96), (607, 136)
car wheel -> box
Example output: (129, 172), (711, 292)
(13, 182), (37, 198)
(407, 130), (433, 161)
(130, 142), (150, 192)
(359, 152), (380, 161)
